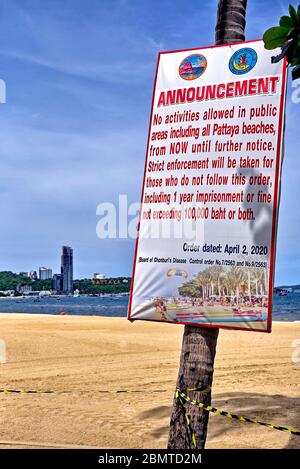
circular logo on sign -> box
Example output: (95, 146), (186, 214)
(229, 48), (257, 75)
(179, 54), (207, 80)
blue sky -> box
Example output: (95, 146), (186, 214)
(0, 0), (299, 284)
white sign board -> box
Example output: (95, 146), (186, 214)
(128, 40), (287, 332)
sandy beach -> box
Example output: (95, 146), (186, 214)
(0, 313), (299, 449)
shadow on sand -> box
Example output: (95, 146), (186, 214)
(139, 392), (300, 448)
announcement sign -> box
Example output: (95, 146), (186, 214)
(128, 40), (287, 332)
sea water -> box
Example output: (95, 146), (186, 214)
(0, 293), (299, 321)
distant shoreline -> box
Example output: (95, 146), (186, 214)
(0, 292), (129, 299)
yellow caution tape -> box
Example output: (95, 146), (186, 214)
(2, 386), (299, 438)
(0, 388), (168, 395)
(176, 388), (300, 437)
(0, 389), (54, 394)
(175, 386), (212, 448)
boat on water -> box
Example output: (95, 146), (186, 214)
(73, 289), (80, 298)
(279, 291), (288, 296)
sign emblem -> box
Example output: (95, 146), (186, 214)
(179, 54), (207, 80)
(229, 47), (257, 75)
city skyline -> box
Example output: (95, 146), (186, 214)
(12, 245), (74, 294)
(7, 246), (72, 279)
(2, 245), (98, 280)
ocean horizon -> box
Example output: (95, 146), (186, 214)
(0, 292), (299, 322)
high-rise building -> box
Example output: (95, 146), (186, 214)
(61, 246), (73, 293)
(39, 267), (52, 280)
(52, 274), (62, 293)
(29, 270), (37, 281)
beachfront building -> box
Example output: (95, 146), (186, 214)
(39, 267), (52, 280)
(61, 246), (73, 294)
(52, 273), (62, 293)
(16, 284), (33, 294)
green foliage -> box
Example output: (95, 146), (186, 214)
(0, 271), (30, 291)
(263, 4), (300, 79)
(289, 4), (299, 26)
(279, 15), (294, 29)
(0, 271), (131, 294)
(263, 26), (291, 50)
(0, 271), (51, 291)
(73, 278), (131, 295)
(178, 265), (267, 299)
(31, 279), (52, 291)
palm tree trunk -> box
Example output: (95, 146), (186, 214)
(168, 0), (248, 449)
(215, 0), (247, 45)
(168, 327), (219, 449)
